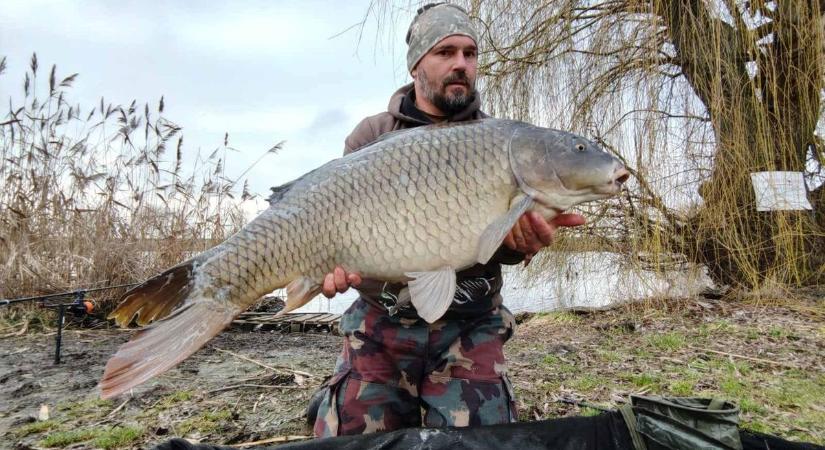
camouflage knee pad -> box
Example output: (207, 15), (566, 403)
(313, 298), (518, 437)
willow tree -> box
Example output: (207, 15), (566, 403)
(452, 0), (824, 288)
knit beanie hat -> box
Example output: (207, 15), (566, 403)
(405, 3), (479, 72)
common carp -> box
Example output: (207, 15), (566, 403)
(100, 119), (629, 399)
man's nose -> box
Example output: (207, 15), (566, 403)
(451, 53), (469, 71)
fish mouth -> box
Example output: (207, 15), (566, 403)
(614, 168), (630, 185)
(593, 167), (630, 195)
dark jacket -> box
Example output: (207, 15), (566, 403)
(344, 83), (523, 319)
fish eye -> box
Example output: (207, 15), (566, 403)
(575, 143), (585, 151)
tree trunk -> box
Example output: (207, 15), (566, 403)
(655, 0), (825, 287)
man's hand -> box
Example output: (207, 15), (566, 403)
(322, 266), (362, 298)
(503, 212), (586, 262)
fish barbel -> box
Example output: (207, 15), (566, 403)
(100, 119), (629, 398)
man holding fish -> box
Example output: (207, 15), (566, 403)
(311, 2), (586, 437)
(100, 2), (629, 439)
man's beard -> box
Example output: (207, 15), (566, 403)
(418, 69), (477, 117)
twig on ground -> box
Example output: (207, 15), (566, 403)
(214, 347), (317, 379)
(689, 346), (800, 369)
(206, 384), (308, 394)
(230, 434), (311, 448)
(108, 398), (130, 417)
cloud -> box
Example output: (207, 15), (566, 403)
(173, 11), (318, 57)
(307, 109), (348, 133)
(189, 106), (320, 135)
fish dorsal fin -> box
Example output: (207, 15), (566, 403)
(278, 276), (322, 315)
(476, 194), (533, 264)
(267, 180), (297, 205)
(405, 267), (456, 323)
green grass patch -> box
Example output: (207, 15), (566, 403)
(581, 406), (604, 417)
(14, 420), (58, 437)
(532, 311), (582, 325)
(159, 390), (194, 408)
(92, 425), (144, 449)
(668, 379), (696, 396)
(595, 349), (624, 363)
(647, 332), (686, 351)
(540, 355), (577, 373)
(628, 373), (661, 389)
(39, 428), (96, 447)
(719, 375), (750, 397)
(764, 375), (825, 409)
(571, 374), (607, 392)
(178, 409), (232, 435)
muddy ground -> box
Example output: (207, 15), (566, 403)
(1, 293), (823, 449)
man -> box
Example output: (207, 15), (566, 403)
(311, 3), (585, 437)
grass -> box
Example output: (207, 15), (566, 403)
(39, 428), (97, 447)
(92, 425), (144, 449)
(510, 296), (825, 444)
(178, 409), (233, 436)
(36, 425), (143, 449)
(14, 420), (58, 437)
(159, 390), (194, 408)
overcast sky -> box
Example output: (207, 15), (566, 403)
(1, 0), (417, 214)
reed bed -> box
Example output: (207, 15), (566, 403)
(0, 54), (253, 318)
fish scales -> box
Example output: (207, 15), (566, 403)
(100, 119), (629, 398)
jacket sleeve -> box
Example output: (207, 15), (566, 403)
(344, 118), (381, 156)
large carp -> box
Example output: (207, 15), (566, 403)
(100, 119), (629, 399)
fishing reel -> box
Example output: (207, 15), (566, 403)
(40, 291), (95, 316)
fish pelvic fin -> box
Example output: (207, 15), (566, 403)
(278, 276), (322, 315)
(405, 267), (456, 323)
(476, 194), (533, 264)
(100, 298), (239, 399)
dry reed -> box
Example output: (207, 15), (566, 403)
(0, 54), (253, 318)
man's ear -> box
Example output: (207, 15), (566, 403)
(410, 67), (418, 79)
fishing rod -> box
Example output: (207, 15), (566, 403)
(1, 283), (138, 364)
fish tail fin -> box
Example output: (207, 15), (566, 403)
(101, 250), (241, 399)
(100, 299), (238, 399)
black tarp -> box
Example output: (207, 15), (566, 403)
(153, 411), (823, 450)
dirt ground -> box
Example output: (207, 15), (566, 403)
(1, 293), (823, 449)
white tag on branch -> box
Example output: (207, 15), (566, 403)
(750, 172), (813, 211)
(38, 404), (49, 421)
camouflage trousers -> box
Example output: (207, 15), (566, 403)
(313, 298), (518, 437)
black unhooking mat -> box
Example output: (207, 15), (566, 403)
(152, 410), (823, 450)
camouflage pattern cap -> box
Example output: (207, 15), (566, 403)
(405, 3), (478, 72)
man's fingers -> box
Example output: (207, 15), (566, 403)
(524, 212), (555, 246)
(550, 213), (586, 228)
(348, 272), (362, 287)
(519, 213), (539, 248)
(322, 273), (336, 298)
(512, 216), (528, 250)
(503, 231), (516, 250)
(333, 266), (348, 292)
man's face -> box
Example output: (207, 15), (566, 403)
(412, 35), (478, 116)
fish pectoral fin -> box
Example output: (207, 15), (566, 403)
(279, 276), (322, 315)
(405, 268), (456, 323)
(100, 298), (239, 399)
(476, 194), (534, 264)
